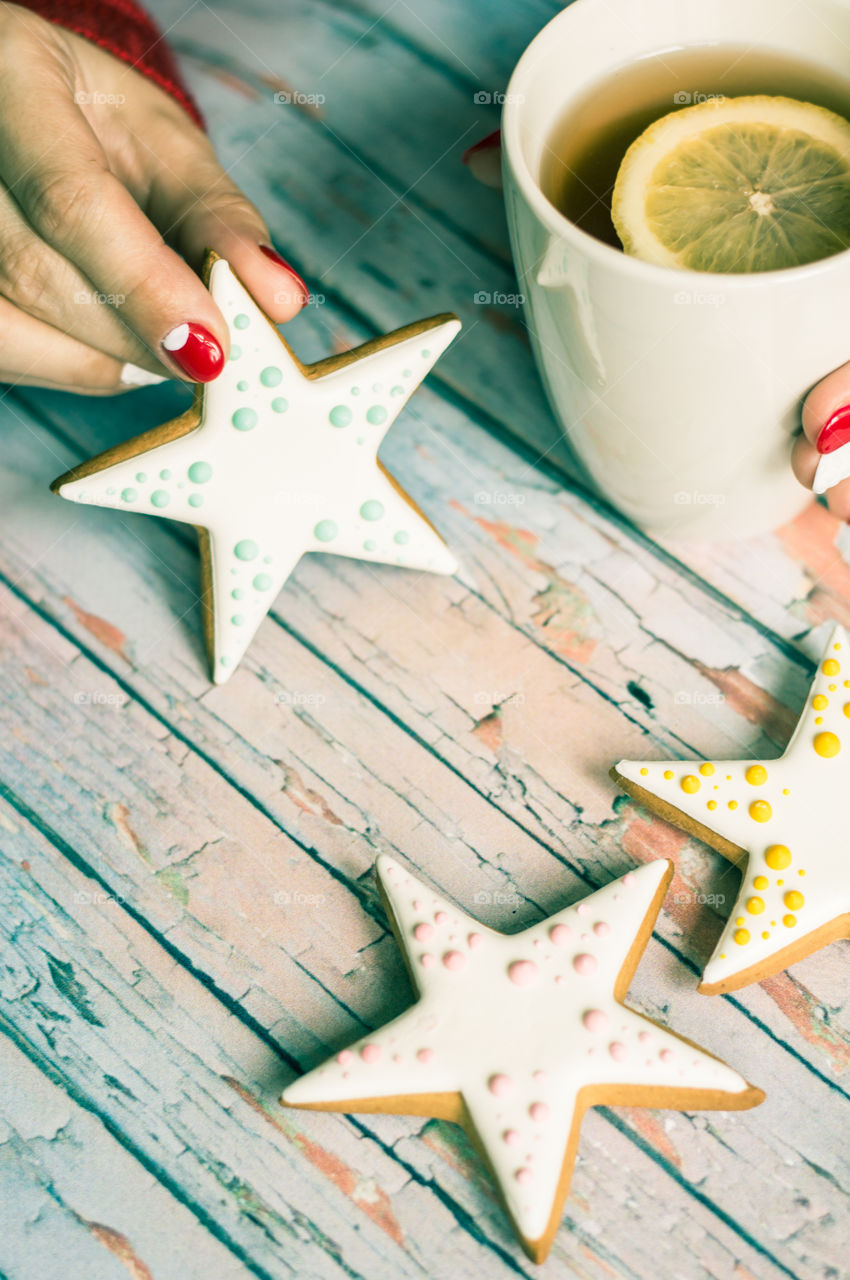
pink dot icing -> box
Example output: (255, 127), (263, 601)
(529, 1102), (549, 1123)
(593, 921), (610, 938)
(609, 1041), (627, 1062)
(503, 1129), (520, 1146)
(582, 1008), (607, 1034)
(416, 1048), (434, 1064)
(638, 1031), (651, 1045)
(576, 902), (590, 917)
(360, 1043), (381, 1064)
(488, 1073), (513, 1098)
(413, 922), (434, 942)
(443, 950), (465, 971)
(515, 1167), (533, 1185)
(532, 1069), (546, 1082)
(413, 900), (424, 911)
(659, 1048), (674, 1063)
(420, 953), (435, 968)
(623, 872), (636, 887)
(468, 932), (483, 949)
(507, 959), (538, 986)
(554, 974), (565, 985)
(434, 910), (449, 925)
(549, 923), (571, 946)
(336, 1049), (354, 1065)
(573, 953), (597, 976)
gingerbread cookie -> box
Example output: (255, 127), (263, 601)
(281, 856), (762, 1262)
(613, 625), (850, 995)
(52, 253), (460, 683)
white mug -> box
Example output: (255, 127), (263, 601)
(502, 0), (850, 538)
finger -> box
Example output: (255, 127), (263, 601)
(791, 431), (850, 516)
(144, 129), (307, 323)
(0, 293), (128, 392)
(801, 358), (850, 446)
(0, 67), (228, 381)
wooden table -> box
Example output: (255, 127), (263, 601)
(1, 3), (847, 1277)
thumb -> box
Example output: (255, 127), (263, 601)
(149, 141), (308, 324)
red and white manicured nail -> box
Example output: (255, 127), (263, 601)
(814, 405), (850, 494)
(259, 244), (308, 304)
(161, 323), (224, 382)
(120, 362), (167, 388)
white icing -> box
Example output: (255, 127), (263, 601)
(282, 856), (751, 1245)
(813, 445), (850, 495)
(56, 260), (460, 682)
(616, 625), (849, 991)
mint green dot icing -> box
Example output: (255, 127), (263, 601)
(394, 530), (410, 545)
(234, 539), (259, 561)
(229, 345), (241, 361)
(314, 519), (338, 542)
(160, 469), (171, 481)
(234, 314), (250, 329)
(329, 404), (352, 428)
(421, 349), (430, 358)
(188, 461), (212, 484)
(237, 380), (249, 392)
(253, 573), (272, 591)
(231, 614), (246, 627)
(260, 366), (282, 387)
(371, 383), (382, 393)
(232, 407), (258, 431)
(366, 405), (387, 425)
(390, 385), (404, 396)
(220, 656), (232, 667)
(360, 500), (384, 522)
(232, 588), (245, 600)
(188, 494), (203, 508)
(351, 386), (360, 396)
(136, 472), (147, 483)
(151, 490), (170, 508)
(402, 369), (411, 378)
(363, 539), (376, 551)
(121, 488), (137, 503)
(263, 556), (272, 564)
(272, 397), (288, 413)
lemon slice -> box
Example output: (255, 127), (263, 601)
(612, 95), (850, 272)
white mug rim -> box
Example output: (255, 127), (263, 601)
(501, 0), (850, 290)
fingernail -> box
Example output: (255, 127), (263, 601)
(462, 130), (501, 163)
(259, 244), (308, 302)
(120, 362), (168, 388)
(817, 403), (850, 454)
(161, 322), (224, 382)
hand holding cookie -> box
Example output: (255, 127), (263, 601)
(0, 3), (307, 393)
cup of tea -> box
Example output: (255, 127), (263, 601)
(501, 0), (850, 537)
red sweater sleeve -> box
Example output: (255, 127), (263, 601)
(14, 0), (204, 127)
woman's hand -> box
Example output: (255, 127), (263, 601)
(793, 363), (850, 519)
(0, 3), (306, 393)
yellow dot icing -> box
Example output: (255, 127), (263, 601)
(745, 764), (768, 786)
(765, 844), (791, 870)
(733, 928), (750, 946)
(815, 717), (824, 726)
(830, 684), (838, 692)
(749, 800), (772, 823)
(681, 775), (700, 794)
(753, 875), (768, 890)
(762, 931), (770, 940)
(783, 914), (797, 928)
(746, 897), (765, 915)
(798, 869), (806, 877)
(699, 762), (715, 776)
(640, 767), (649, 776)
(813, 694), (828, 710)
(823, 659), (840, 676)
(784, 890), (805, 911)
(663, 769), (674, 780)
(813, 731), (841, 758)
(844, 704), (850, 719)
(707, 800), (717, 810)
(736, 917), (745, 926)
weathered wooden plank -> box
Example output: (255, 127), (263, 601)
(0, 791), (816, 1280)
(0, 1034), (252, 1280)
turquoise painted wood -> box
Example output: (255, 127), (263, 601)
(1, 2), (849, 1277)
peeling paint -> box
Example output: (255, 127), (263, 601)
(278, 764), (343, 826)
(759, 972), (850, 1074)
(693, 662), (798, 746)
(104, 803), (151, 865)
(776, 503), (850, 627)
(620, 1106), (682, 1168)
(64, 597), (129, 660)
(79, 1220), (155, 1280)
(45, 955), (104, 1027)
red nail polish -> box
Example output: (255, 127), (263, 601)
(817, 404), (850, 454)
(161, 323), (224, 382)
(259, 244), (308, 301)
(462, 130), (501, 163)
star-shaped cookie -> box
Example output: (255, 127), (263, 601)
(281, 856), (762, 1262)
(613, 625), (850, 995)
(52, 254), (460, 683)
